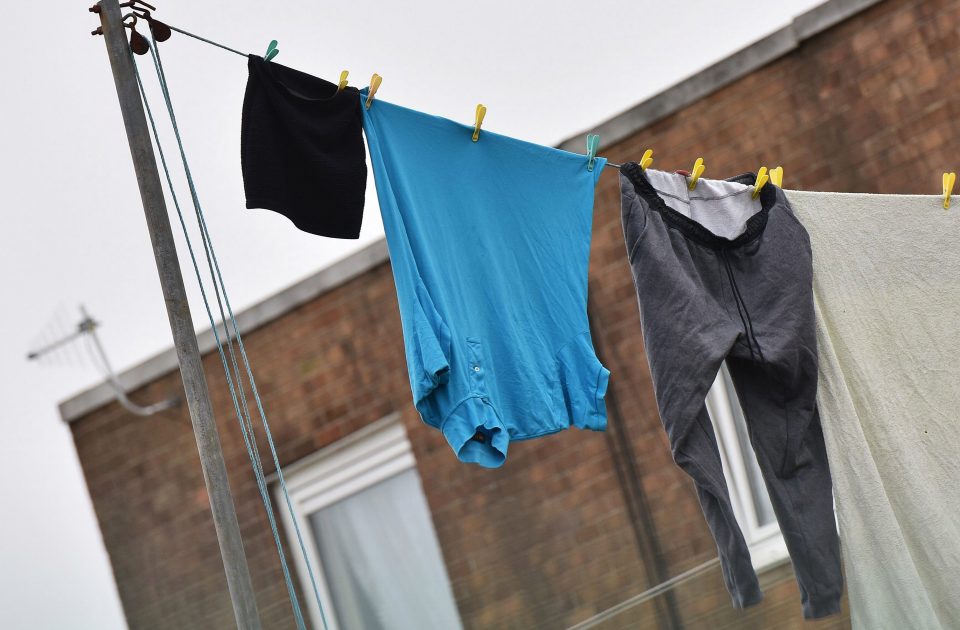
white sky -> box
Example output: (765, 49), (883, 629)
(0, 1), (825, 627)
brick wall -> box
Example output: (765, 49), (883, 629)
(71, 0), (957, 627)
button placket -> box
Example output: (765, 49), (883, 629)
(465, 336), (487, 393)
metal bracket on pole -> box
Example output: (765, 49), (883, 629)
(93, 1), (262, 627)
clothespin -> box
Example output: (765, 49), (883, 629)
(337, 70), (349, 92)
(769, 165), (784, 188)
(687, 157), (705, 190)
(752, 166), (770, 200)
(943, 171), (956, 209)
(365, 74), (382, 109)
(472, 104), (487, 142)
(639, 149), (653, 170)
(586, 134), (601, 171)
(263, 39), (279, 62)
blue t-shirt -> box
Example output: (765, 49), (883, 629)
(361, 93), (609, 467)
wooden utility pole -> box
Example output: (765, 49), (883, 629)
(93, 1), (262, 627)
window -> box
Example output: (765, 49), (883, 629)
(275, 416), (463, 630)
(704, 363), (789, 570)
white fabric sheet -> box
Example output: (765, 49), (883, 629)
(788, 191), (960, 630)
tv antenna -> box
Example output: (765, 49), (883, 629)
(27, 305), (179, 416)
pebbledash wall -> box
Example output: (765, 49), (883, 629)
(62, 0), (960, 627)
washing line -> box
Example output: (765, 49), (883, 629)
(130, 16), (627, 168)
(167, 24), (246, 57)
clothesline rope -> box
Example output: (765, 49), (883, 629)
(133, 49), (308, 630)
(568, 536), (805, 630)
(567, 556), (721, 630)
(151, 20), (629, 167)
(167, 23), (246, 57)
(150, 36), (331, 628)
(132, 30), (329, 630)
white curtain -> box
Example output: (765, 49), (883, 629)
(309, 469), (463, 630)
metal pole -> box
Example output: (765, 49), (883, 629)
(94, 2), (262, 627)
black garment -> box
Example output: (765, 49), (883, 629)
(241, 55), (366, 238)
(619, 163), (842, 619)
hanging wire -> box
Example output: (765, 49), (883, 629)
(131, 34), (329, 630)
(567, 557), (721, 630)
(166, 24), (247, 58)
(145, 19), (629, 171)
(568, 535), (795, 630)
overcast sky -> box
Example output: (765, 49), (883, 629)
(0, 1), (825, 627)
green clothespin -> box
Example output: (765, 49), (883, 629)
(264, 39), (279, 62)
(586, 134), (601, 171)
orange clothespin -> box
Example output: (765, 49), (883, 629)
(365, 73), (382, 109)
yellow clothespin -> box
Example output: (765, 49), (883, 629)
(688, 157), (705, 190)
(337, 70), (349, 92)
(365, 73), (382, 109)
(640, 149), (653, 170)
(769, 165), (784, 188)
(943, 171), (956, 209)
(752, 166), (770, 200)
(472, 104), (487, 142)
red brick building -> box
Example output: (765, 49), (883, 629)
(63, 0), (958, 627)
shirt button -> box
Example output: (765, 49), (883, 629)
(473, 365), (481, 372)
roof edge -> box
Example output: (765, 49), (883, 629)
(59, 239), (389, 423)
(556, 0), (884, 153)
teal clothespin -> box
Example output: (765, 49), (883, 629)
(264, 39), (279, 62)
(586, 134), (601, 171)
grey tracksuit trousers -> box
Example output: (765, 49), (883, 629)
(619, 163), (842, 619)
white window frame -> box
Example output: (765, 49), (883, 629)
(273, 414), (429, 630)
(704, 365), (789, 571)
